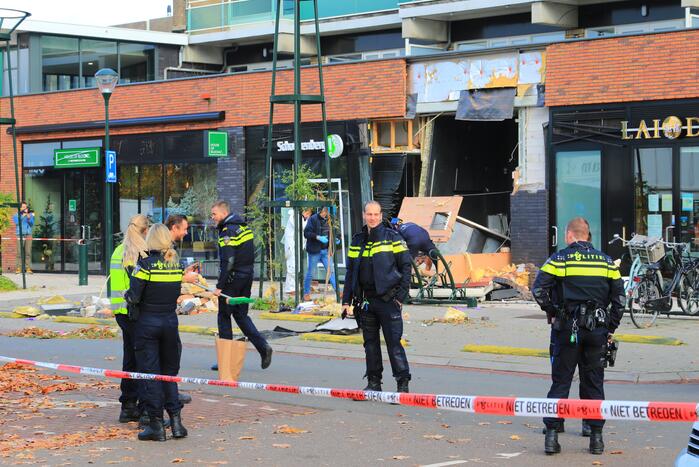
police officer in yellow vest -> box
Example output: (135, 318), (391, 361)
(125, 224), (198, 441)
(111, 214), (149, 424)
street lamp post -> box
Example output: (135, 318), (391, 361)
(95, 68), (119, 297)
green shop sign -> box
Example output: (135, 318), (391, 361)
(54, 148), (101, 168)
(206, 131), (228, 158)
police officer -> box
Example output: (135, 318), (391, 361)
(342, 201), (412, 393)
(125, 224), (198, 441)
(390, 218), (438, 271)
(210, 200), (273, 369)
(532, 217), (624, 456)
(111, 214), (149, 424)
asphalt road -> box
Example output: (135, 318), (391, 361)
(0, 336), (695, 466)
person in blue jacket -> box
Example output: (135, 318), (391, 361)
(303, 207), (337, 300)
(12, 201), (34, 274)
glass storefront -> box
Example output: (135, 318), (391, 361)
(22, 130), (221, 273)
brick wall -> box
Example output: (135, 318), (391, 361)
(510, 189), (549, 266)
(546, 29), (699, 107)
(216, 127), (246, 214)
(0, 59), (407, 269)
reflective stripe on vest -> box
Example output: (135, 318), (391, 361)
(110, 244), (129, 315)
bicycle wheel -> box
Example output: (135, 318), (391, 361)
(629, 278), (660, 328)
(679, 271), (699, 316)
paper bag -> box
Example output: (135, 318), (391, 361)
(216, 337), (246, 381)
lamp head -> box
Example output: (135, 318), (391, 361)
(95, 68), (119, 95)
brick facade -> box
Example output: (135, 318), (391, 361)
(546, 29), (699, 107)
(0, 59), (406, 269)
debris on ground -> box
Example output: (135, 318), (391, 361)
(12, 305), (42, 317)
(6, 326), (118, 340)
(422, 307), (470, 325)
(177, 274), (218, 315)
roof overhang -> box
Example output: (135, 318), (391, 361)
(17, 19), (188, 46)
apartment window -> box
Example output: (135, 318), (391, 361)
(119, 42), (155, 84)
(81, 39), (118, 88)
(41, 35), (80, 91)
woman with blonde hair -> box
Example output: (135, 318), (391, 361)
(111, 214), (149, 425)
(126, 223), (196, 441)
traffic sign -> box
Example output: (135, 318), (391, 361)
(106, 150), (117, 183)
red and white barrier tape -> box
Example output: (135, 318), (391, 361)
(1, 355), (696, 422)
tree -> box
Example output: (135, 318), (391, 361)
(34, 195), (58, 271)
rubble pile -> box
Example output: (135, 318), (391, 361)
(177, 275), (218, 315)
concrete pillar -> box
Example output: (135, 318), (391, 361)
(402, 18), (448, 42)
(531, 2), (578, 28)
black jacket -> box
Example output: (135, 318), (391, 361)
(397, 222), (437, 258)
(532, 241), (625, 333)
(125, 250), (183, 313)
(303, 212), (331, 254)
(217, 214), (254, 289)
(342, 222), (412, 304)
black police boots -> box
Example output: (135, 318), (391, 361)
(261, 345), (273, 370)
(138, 416), (166, 442)
(139, 412), (169, 429)
(397, 377), (409, 393)
(589, 428), (604, 455)
(211, 363), (218, 371)
(541, 422), (565, 434)
(544, 427), (561, 455)
(168, 410), (188, 439)
(119, 401), (140, 423)
(582, 420), (592, 437)
(178, 392), (192, 404)
(364, 376), (382, 391)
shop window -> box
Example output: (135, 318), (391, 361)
(371, 119), (418, 153)
(41, 35), (79, 91)
(24, 142), (60, 168)
(680, 147), (699, 252)
(81, 39), (118, 88)
(635, 148), (672, 242)
(165, 162), (218, 224)
(24, 169), (62, 272)
(118, 164), (164, 227)
(119, 42), (155, 84)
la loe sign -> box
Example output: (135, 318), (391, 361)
(276, 134), (344, 159)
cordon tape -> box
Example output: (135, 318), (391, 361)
(0, 355), (696, 422)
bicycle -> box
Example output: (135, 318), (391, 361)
(677, 247), (699, 316)
(627, 239), (695, 328)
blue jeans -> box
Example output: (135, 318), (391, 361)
(304, 250), (336, 295)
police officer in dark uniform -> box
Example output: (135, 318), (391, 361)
(532, 217), (624, 456)
(342, 201), (412, 393)
(125, 224), (198, 441)
(210, 200), (273, 369)
(390, 218), (437, 259)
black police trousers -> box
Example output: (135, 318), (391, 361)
(134, 310), (183, 418)
(115, 314), (143, 410)
(359, 297), (410, 380)
(544, 326), (608, 430)
(217, 276), (268, 356)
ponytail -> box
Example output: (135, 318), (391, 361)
(123, 214), (148, 266)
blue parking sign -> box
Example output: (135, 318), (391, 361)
(106, 150), (117, 183)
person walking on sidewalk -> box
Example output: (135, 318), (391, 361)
(342, 201), (412, 393)
(125, 224), (197, 442)
(110, 214), (149, 425)
(303, 207), (337, 300)
(210, 201), (273, 370)
(12, 201), (34, 274)
(532, 217), (625, 456)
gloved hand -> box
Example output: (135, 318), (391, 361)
(335, 238), (341, 245)
(317, 235), (328, 244)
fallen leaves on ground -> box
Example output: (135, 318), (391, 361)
(392, 455), (410, 460)
(497, 421), (513, 425)
(272, 444), (290, 449)
(592, 462), (603, 466)
(610, 450), (624, 455)
(509, 435), (521, 440)
(423, 434), (445, 440)
(6, 326), (118, 340)
(238, 436), (255, 440)
(274, 425), (309, 435)
(171, 458), (186, 463)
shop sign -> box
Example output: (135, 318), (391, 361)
(207, 131), (228, 157)
(276, 134), (344, 158)
(53, 148), (100, 168)
(621, 116), (699, 140)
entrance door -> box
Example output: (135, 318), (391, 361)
(63, 169), (103, 272)
(554, 150), (602, 249)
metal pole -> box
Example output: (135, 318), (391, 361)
(312, 0), (339, 302)
(5, 41), (26, 289)
(293, 0), (303, 306)
(103, 94), (113, 297)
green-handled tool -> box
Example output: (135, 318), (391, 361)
(195, 281), (255, 305)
